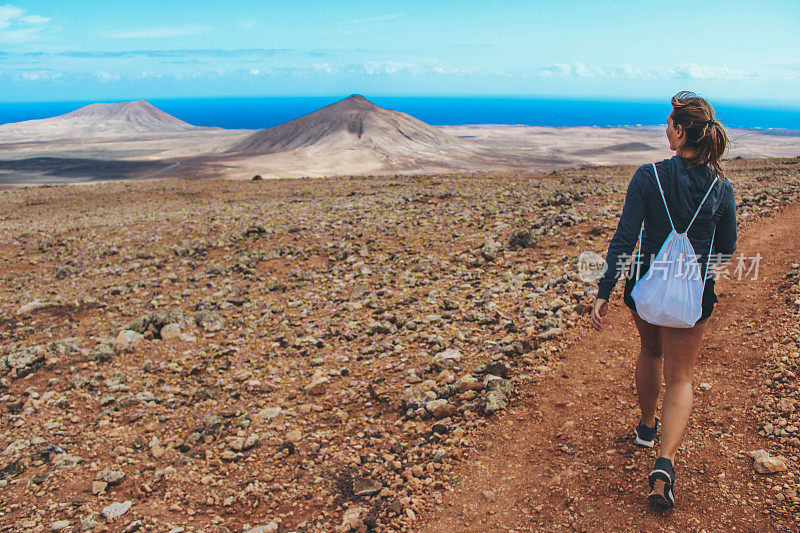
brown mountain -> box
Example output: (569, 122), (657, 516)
(0, 100), (212, 140)
(225, 94), (472, 158)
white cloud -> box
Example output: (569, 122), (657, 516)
(538, 61), (758, 81)
(358, 61), (472, 76)
(105, 24), (211, 39)
(362, 60), (419, 75)
(313, 62), (334, 74)
(0, 5), (23, 30)
(94, 71), (120, 82)
(135, 71), (163, 79)
(20, 14), (49, 24)
(18, 69), (60, 81)
(539, 62), (602, 77)
(0, 4), (50, 42)
(670, 63), (754, 80)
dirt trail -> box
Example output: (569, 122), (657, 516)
(420, 200), (800, 532)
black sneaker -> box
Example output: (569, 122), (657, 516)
(634, 418), (658, 448)
(648, 457), (675, 509)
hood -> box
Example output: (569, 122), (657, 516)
(662, 155), (724, 229)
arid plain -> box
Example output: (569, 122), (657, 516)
(1, 95), (798, 185)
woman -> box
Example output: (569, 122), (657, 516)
(590, 91), (737, 509)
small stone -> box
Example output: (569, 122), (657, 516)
(245, 523), (278, 533)
(749, 450), (789, 474)
(337, 506), (368, 533)
(3, 438), (30, 456)
(7, 347), (45, 371)
(352, 477), (382, 497)
(220, 450), (243, 462)
(256, 407), (282, 420)
(482, 490), (497, 502)
(194, 310), (224, 332)
(114, 331), (143, 353)
(160, 323), (182, 340)
(99, 468), (125, 485)
(481, 243), (499, 261)
(285, 430), (302, 442)
(125, 520), (143, 532)
(101, 501), (132, 520)
(304, 375), (328, 395)
(150, 444), (165, 458)
(51, 520), (71, 531)
(81, 515), (98, 531)
(92, 480), (108, 494)
(432, 448), (448, 462)
(432, 348), (462, 367)
(426, 399), (456, 419)
(481, 390), (508, 415)
(537, 327), (563, 340)
(457, 374), (483, 392)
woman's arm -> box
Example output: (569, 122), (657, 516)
(596, 166), (648, 301)
(713, 182), (737, 259)
(591, 166), (647, 331)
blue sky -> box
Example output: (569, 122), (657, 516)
(1, 0), (799, 103)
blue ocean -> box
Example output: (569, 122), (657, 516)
(2, 96), (799, 130)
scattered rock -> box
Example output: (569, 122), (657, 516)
(245, 523), (278, 533)
(432, 348), (462, 368)
(101, 501), (132, 520)
(537, 327), (563, 340)
(80, 515), (98, 531)
(480, 378), (511, 415)
(160, 323), (182, 340)
(352, 477), (382, 497)
(88, 341), (115, 363)
(749, 450), (789, 474)
(7, 346), (45, 373)
(99, 468), (126, 485)
(304, 374), (329, 395)
(337, 506), (368, 533)
(193, 310), (224, 332)
(115, 330), (144, 353)
(50, 520), (71, 531)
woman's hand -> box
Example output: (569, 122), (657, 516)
(590, 298), (608, 331)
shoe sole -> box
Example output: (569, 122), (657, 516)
(648, 492), (674, 509)
(648, 470), (674, 509)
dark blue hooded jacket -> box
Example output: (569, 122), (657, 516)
(597, 155), (737, 301)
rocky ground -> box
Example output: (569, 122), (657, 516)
(1, 157), (799, 532)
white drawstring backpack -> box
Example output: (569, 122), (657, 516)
(630, 163), (718, 328)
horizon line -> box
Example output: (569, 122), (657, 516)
(3, 94), (800, 109)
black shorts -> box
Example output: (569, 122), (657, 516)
(623, 255), (718, 323)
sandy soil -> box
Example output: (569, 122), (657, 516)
(442, 125), (800, 168)
(1, 157), (799, 532)
(1, 120), (797, 184)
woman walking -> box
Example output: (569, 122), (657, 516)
(590, 91), (737, 508)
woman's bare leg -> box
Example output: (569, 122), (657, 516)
(658, 317), (709, 461)
(630, 309), (663, 427)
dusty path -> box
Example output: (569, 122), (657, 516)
(419, 199), (800, 532)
